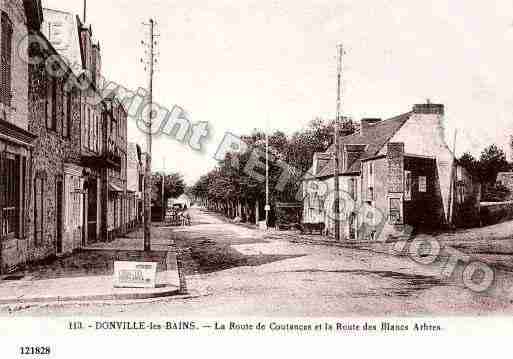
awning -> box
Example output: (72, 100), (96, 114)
(0, 119), (37, 148)
(109, 183), (123, 193)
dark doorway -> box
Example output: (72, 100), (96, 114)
(56, 179), (63, 254)
(87, 179), (98, 243)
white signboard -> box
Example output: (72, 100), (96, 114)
(113, 261), (157, 288)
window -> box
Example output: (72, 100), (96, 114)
(65, 90), (71, 138)
(419, 176), (427, 193)
(87, 108), (91, 149)
(51, 79), (57, 129)
(0, 12), (12, 107)
(404, 171), (412, 201)
(368, 187), (374, 201)
(0, 152), (20, 239)
(47, 78), (57, 130)
(34, 172), (45, 246)
(62, 90), (67, 137)
(349, 178), (357, 201)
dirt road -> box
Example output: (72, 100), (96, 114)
(6, 208), (513, 317)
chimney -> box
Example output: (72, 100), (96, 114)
(360, 118), (381, 136)
(413, 102), (444, 115)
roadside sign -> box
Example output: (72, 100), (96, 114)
(113, 261), (157, 288)
(264, 205), (271, 211)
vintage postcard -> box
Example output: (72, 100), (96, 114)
(0, 0), (512, 357)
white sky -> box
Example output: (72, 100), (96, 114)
(43, 0), (513, 184)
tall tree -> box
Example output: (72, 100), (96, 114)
(152, 172), (186, 205)
(458, 152), (479, 177)
(478, 144), (510, 184)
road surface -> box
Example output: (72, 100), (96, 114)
(5, 208), (513, 316)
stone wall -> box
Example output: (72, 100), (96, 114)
(27, 32), (82, 262)
(480, 201), (513, 226)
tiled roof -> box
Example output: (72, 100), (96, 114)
(316, 112), (411, 178)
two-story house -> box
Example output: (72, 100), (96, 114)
(303, 103), (481, 240)
(0, 0), (42, 273)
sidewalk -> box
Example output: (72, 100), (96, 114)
(0, 273), (183, 305)
(0, 226), (188, 306)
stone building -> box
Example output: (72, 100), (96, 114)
(0, 0), (42, 273)
(27, 25), (84, 261)
(302, 103), (481, 240)
(42, 7), (131, 245)
(497, 172), (513, 194)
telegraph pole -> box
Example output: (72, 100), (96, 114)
(265, 129), (270, 229)
(161, 156), (166, 222)
(142, 18), (157, 251)
(334, 44), (343, 241)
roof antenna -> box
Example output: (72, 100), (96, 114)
(83, 0), (87, 23)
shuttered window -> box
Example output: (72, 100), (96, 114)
(51, 79), (57, 130)
(65, 91), (72, 138)
(0, 152), (20, 239)
(0, 12), (13, 107)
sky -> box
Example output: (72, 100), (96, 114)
(43, 0), (513, 185)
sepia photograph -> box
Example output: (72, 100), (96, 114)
(0, 0), (513, 354)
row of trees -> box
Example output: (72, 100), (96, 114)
(190, 119), (356, 224)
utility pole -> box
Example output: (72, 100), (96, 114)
(265, 129), (270, 229)
(334, 44), (343, 241)
(142, 18), (157, 251)
(161, 156), (166, 222)
(448, 129), (458, 226)
(83, 0), (87, 23)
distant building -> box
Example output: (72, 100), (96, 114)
(169, 195), (191, 210)
(126, 142), (143, 229)
(103, 94), (128, 241)
(302, 103), (481, 240)
(497, 172), (513, 193)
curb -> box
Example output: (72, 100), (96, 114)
(0, 287), (187, 306)
(0, 289), (208, 310)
